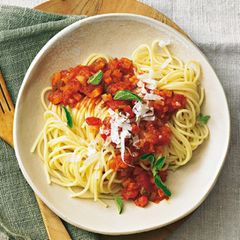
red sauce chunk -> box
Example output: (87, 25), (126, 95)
(86, 117), (102, 126)
(48, 58), (136, 107)
(48, 57), (187, 208)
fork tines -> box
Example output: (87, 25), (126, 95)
(0, 72), (13, 114)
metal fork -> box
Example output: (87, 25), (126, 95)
(0, 72), (72, 240)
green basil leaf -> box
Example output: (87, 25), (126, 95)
(140, 153), (155, 166)
(152, 167), (158, 177)
(113, 90), (142, 102)
(88, 70), (103, 85)
(114, 196), (123, 214)
(63, 106), (73, 128)
(154, 156), (166, 172)
(154, 175), (171, 197)
(152, 156), (166, 176)
(197, 113), (210, 124)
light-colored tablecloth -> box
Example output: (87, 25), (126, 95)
(0, 0), (239, 240)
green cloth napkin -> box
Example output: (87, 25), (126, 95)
(0, 5), (99, 240)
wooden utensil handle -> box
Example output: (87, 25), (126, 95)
(0, 72), (72, 240)
(35, 195), (72, 240)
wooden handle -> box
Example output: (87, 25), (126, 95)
(0, 72), (72, 240)
(35, 195), (72, 240)
(0, 72), (14, 148)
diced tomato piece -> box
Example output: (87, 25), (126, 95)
(108, 58), (120, 71)
(158, 125), (171, 145)
(129, 75), (138, 84)
(123, 105), (135, 118)
(60, 79), (81, 92)
(171, 94), (187, 110)
(82, 85), (103, 98)
(51, 72), (62, 90)
(105, 100), (128, 110)
(102, 117), (111, 129)
(121, 178), (132, 187)
(73, 93), (82, 102)
(89, 58), (106, 72)
(104, 77), (112, 84)
(109, 155), (128, 171)
(155, 89), (173, 98)
(134, 195), (148, 207)
(101, 93), (112, 102)
(100, 134), (107, 141)
(135, 171), (153, 192)
(107, 81), (132, 95)
(157, 189), (167, 201)
(100, 126), (110, 141)
(133, 166), (145, 176)
(85, 117), (102, 126)
(121, 182), (139, 200)
(73, 65), (92, 79)
(159, 170), (168, 182)
(60, 70), (69, 78)
(48, 91), (62, 105)
(100, 116), (111, 140)
(119, 58), (133, 71)
(121, 188), (139, 200)
(76, 75), (87, 85)
(111, 69), (123, 81)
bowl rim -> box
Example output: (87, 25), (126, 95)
(13, 13), (231, 235)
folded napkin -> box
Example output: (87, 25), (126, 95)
(0, 5), (98, 240)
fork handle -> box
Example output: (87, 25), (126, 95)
(35, 195), (72, 240)
(0, 72), (72, 240)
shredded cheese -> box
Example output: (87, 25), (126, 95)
(108, 109), (132, 161)
(136, 69), (158, 91)
(143, 93), (162, 101)
(132, 101), (154, 122)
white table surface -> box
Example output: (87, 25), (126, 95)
(0, 0), (239, 240)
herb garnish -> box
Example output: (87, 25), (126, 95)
(140, 154), (171, 197)
(113, 90), (142, 102)
(63, 106), (73, 128)
(114, 196), (123, 214)
(88, 70), (103, 85)
(198, 113), (210, 124)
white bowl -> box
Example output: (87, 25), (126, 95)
(14, 14), (230, 235)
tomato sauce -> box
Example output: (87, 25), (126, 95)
(48, 57), (186, 207)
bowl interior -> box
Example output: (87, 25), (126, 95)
(14, 14), (230, 235)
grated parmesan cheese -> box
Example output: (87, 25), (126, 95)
(142, 115), (155, 121)
(108, 109), (132, 161)
(136, 69), (158, 91)
(132, 101), (154, 122)
(144, 93), (162, 101)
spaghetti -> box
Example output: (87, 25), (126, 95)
(31, 40), (209, 209)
